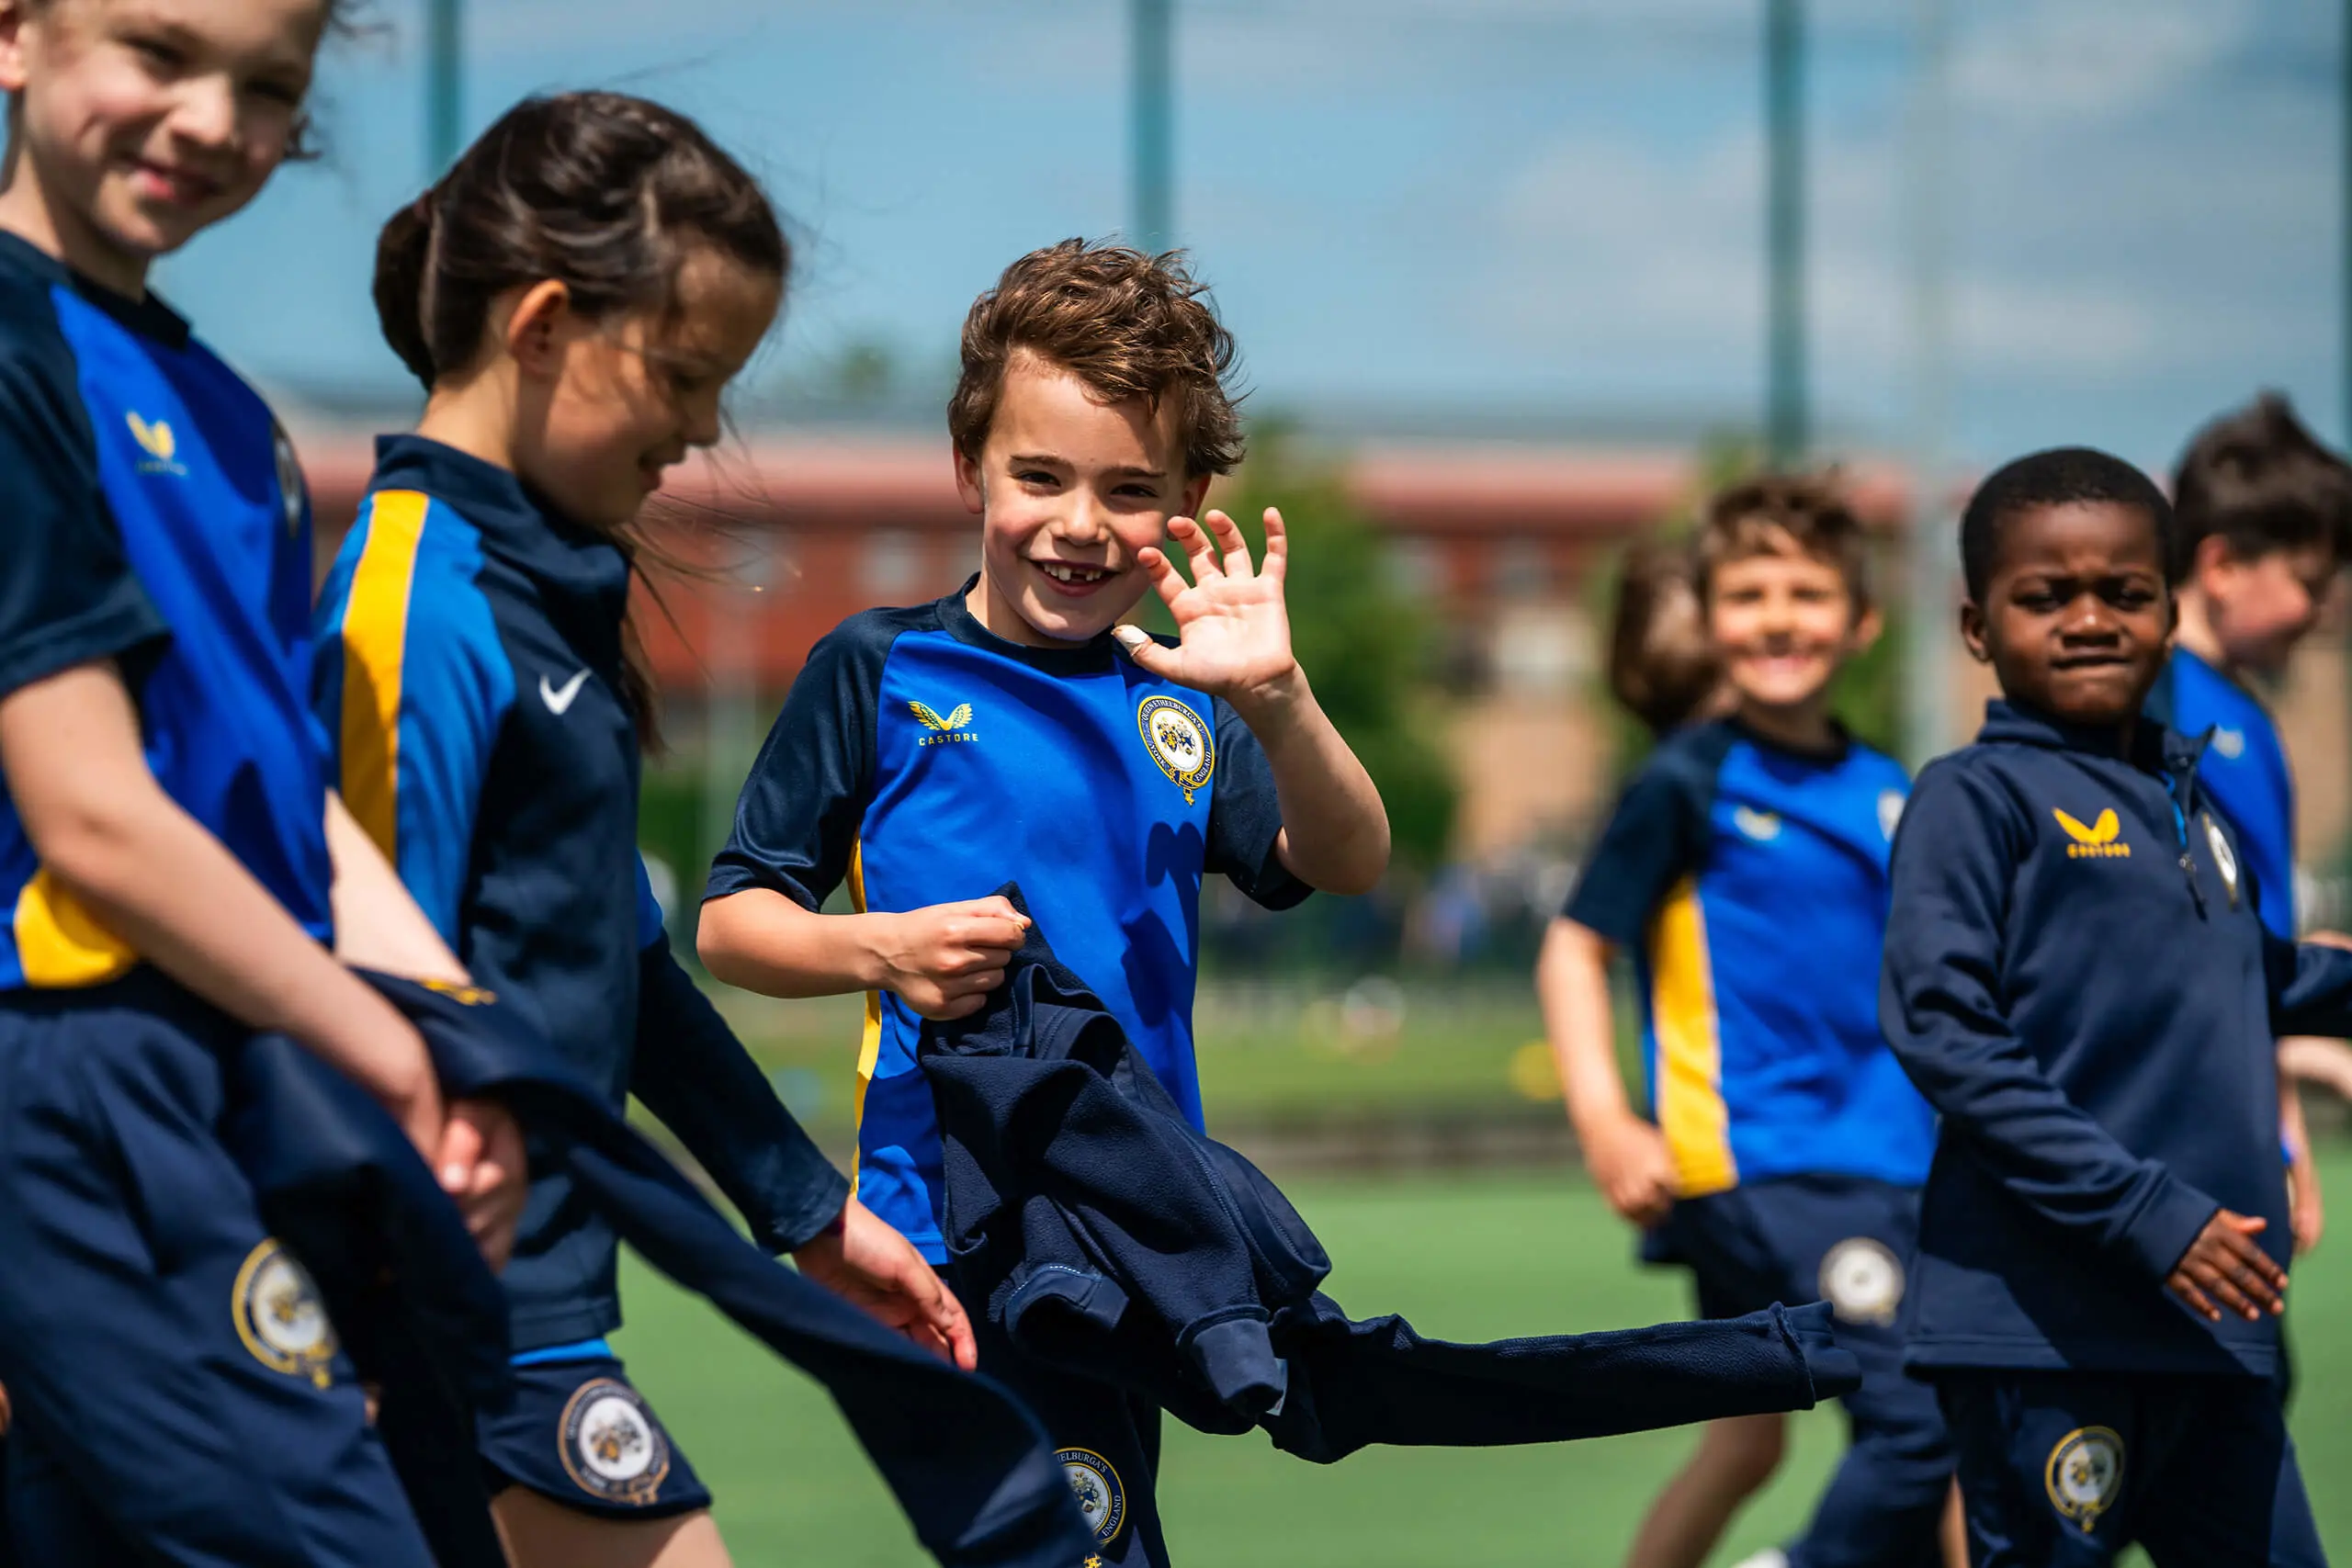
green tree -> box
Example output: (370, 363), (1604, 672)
(1142, 424), (1459, 869)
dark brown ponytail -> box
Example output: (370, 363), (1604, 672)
(373, 91), (791, 751)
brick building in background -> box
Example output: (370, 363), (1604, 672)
(300, 432), (2352, 877)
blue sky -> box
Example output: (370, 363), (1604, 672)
(163, 0), (2344, 471)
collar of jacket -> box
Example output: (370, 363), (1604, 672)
(370, 434), (633, 667)
(1975, 697), (2208, 781)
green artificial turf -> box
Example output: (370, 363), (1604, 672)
(609, 1154), (2352, 1566)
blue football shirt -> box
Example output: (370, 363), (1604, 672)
(2149, 648), (2296, 940)
(0, 232), (328, 988)
(706, 584), (1307, 1260)
(1563, 719), (1934, 1193)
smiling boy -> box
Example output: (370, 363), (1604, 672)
(695, 239), (1386, 1566)
(1883, 446), (2352, 1567)
(1538, 478), (1951, 1568)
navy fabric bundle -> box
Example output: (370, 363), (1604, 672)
(922, 888), (1860, 1460)
(229, 971), (1092, 1568)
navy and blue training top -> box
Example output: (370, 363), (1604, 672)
(2148, 647), (2297, 940)
(706, 584), (1307, 1261)
(313, 436), (846, 1349)
(1562, 719), (1934, 1195)
(0, 231), (328, 988)
(1881, 701), (2352, 1376)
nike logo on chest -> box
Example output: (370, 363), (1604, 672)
(540, 670), (591, 715)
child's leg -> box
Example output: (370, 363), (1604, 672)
(2135, 1378), (2323, 1568)
(1625, 1413), (1789, 1568)
(977, 1319), (1167, 1568)
(0, 995), (434, 1568)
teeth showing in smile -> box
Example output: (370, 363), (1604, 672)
(1036, 561), (1112, 585)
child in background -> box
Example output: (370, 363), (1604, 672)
(0, 0), (515, 1560)
(316, 92), (967, 1568)
(2151, 394), (2352, 1257)
(1538, 479), (1954, 1568)
(1603, 536), (1728, 737)
(696, 239), (1389, 1566)
(1883, 446), (2352, 1566)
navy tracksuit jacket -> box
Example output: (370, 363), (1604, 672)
(234, 971), (1095, 1568)
(923, 889), (1861, 1459)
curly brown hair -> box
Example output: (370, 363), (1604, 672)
(1694, 471), (1871, 614)
(948, 239), (1244, 478)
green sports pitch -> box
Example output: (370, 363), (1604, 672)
(609, 1152), (2352, 1566)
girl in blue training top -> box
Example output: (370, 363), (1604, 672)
(313, 92), (970, 1568)
(0, 1), (518, 1562)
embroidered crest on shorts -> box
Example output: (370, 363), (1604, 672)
(2044, 1426), (2124, 1533)
(1816, 1235), (1904, 1326)
(1057, 1447), (1126, 1543)
(559, 1379), (671, 1506)
(232, 1238), (336, 1388)
(2204, 813), (2240, 908)
(1136, 695), (1215, 805)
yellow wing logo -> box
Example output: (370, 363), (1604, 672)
(2053, 807), (2129, 859)
(126, 411), (175, 460)
(909, 701), (973, 732)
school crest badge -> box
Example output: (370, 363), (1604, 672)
(2044, 1426), (2123, 1533)
(1817, 1236), (1904, 1326)
(2203, 813), (2240, 908)
(1057, 1447), (1126, 1543)
(232, 1238), (336, 1388)
(2211, 726), (2246, 760)
(559, 1379), (671, 1506)
(1136, 694), (1215, 805)
(1877, 790), (1905, 841)
(1732, 806), (1781, 842)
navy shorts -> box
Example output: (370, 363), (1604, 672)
(1647, 1176), (1952, 1568)
(0, 977), (433, 1568)
(1938, 1370), (2323, 1567)
(475, 1348), (711, 1520)
(976, 1317), (1168, 1568)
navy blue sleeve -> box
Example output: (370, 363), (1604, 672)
(1880, 760), (2220, 1281)
(629, 883), (851, 1253)
(0, 333), (165, 698)
(2266, 931), (2352, 1039)
(1204, 697), (1312, 910)
(1560, 745), (1713, 947)
(705, 617), (888, 910)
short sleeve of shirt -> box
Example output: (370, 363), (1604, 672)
(705, 615), (891, 910)
(1204, 697), (1312, 910)
(0, 337), (165, 699)
(1560, 741), (1715, 947)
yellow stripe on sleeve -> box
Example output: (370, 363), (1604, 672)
(845, 837), (882, 1196)
(14, 866), (135, 987)
(337, 491), (430, 861)
(1649, 874), (1737, 1197)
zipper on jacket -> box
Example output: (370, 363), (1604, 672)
(2164, 771), (2207, 918)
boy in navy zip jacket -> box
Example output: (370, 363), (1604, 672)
(1882, 446), (2352, 1567)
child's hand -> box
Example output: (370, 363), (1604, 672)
(1113, 509), (1301, 716)
(2165, 1208), (2287, 1323)
(1580, 1111), (1679, 1227)
(875, 897), (1030, 1020)
(793, 1197), (978, 1371)
(434, 1096), (529, 1271)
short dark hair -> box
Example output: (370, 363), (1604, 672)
(2171, 393), (2352, 579)
(949, 240), (1244, 478)
(1607, 539), (1719, 736)
(1692, 472), (1871, 613)
(1959, 446), (2175, 602)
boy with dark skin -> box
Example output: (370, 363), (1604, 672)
(1883, 447), (2352, 1566)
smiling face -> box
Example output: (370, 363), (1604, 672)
(1702, 531), (1874, 717)
(1963, 500), (2175, 727)
(2193, 536), (2337, 677)
(510, 247), (779, 532)
(0, 0), (326, 292)
(956, 348), (1212, 646)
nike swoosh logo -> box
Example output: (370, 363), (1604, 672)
(540, 670), (590, 715)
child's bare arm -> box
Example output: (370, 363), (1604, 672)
(0, 660), (443, 1154)
(1537, 917), (1675, 1225)
(699, 887), (1028, 1021)
(1113, 508), (1389, 895)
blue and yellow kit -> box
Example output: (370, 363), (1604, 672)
(1882, 701), (2352, 1564)
(1565, 717), (1934, 1195)
(0, 233), (433, 1565)
(2149, 647), (2297, 940)
(707, 585), (1306, 1264)
(313, 435), (849, 1516)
